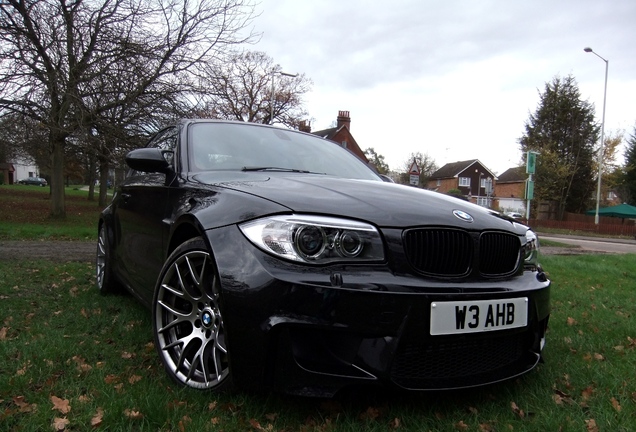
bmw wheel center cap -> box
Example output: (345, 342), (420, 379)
(201, 309), (214, 328)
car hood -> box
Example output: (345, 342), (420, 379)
(190, 172), (526, 233)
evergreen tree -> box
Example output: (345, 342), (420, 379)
(623, 125), (636, 205)
(519, 75), (599, 219)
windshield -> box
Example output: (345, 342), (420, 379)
(187, 122), (380, 181)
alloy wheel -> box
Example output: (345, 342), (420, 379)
(154, 249), (229, 389)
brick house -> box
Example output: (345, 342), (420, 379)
(302, 111), (369, 163)
(495, 166), (526, 214)
(428, 159), (497, 207)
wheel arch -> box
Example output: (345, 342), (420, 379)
(167, 217), (209, 258)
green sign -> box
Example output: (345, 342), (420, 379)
(526, 179), (534, 200)
(526, 152), (536, 174)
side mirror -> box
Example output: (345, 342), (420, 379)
(126, 148), (173, 173)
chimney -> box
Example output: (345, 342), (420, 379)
(336, 110), (351, 130)
(298, 120), (311, 133)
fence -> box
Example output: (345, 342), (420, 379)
(529, 218), (636, 237)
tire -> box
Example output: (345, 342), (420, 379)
(96, 224), (119, 294)
(152, 237), (233, 391)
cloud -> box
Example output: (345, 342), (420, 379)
(250, 0), (636, 173)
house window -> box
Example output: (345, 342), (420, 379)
(459, 177), (470, 187)
(341, 141), (347, 148)
(477, 197), (490, 207)
(436, 179), (441, 186)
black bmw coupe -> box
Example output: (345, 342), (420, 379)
(97, 120), (550, 397)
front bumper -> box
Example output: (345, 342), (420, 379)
(207, 226), (551, 397)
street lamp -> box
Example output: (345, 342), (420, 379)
(584, 47), (608, 225)
(270, 70), (298, 124)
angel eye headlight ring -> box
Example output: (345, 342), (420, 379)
(294, 225), (326, 259)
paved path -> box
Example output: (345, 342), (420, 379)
(538, 233), (636, 255)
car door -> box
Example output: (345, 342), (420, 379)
(114, 127), (178, 301)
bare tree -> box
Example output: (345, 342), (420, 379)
(194, 50), (312, 128)
(0, 0), (257, 218)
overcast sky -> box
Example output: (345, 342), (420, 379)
(247, 0), (636, 175)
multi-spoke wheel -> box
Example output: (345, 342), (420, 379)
(96, 224), (118, 294)
(152, 237), (232, 391)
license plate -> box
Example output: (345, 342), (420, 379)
(430, 298), (528, 335)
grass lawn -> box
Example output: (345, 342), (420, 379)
(0, 185), (104, 241)
(1, 253), (635, 431)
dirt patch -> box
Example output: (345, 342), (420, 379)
(540, 246), (605, 256)
(0, 241), (95, 262)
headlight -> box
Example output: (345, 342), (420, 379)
(523, 229), (540, 268)
(239, 215), (385, 264)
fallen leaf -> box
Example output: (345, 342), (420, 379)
(124, 408), (144, 420)
(581, 386), (595, 400)
(455, 420), (469, 431)
(16, 361), (30, 376)
(468, 406), (478, 415)
(390, 417), (401, 429)
(593, 353), (604, 361)
(128, 375), (142, 384)
(121, 351), (134, 359)
(479, 423), (495, 432)
(585, 419), (599, 432)
(211, 417), (220, 425)
(51, 396), (71, 414)
(91, 407), (104, 427)
(249, 418), (263, 430)
(0, 327), (7, 340)
(104, 374), (119, 384)
(610, 397), (621, 412)
(208, 401), (218, 411)
(72, 356), (92, 373)
(265, 413), (278, 422)
(359, 406), (381, 421)
(52, 417), (70, 431)
(567, 317), (577, 326)
(179, 415), (192, 432)
(78, 395), (91, 403)
(510, 401), (525, 418)
(13, 395), (36, 413)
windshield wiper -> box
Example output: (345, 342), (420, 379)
(241, 166), (324, 174)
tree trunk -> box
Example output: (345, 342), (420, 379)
(98, 157), (109, 208)
(49, 136), (66, 219)
(87, 152), (96, 201)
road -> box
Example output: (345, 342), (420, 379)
(539, 234), (636, 255)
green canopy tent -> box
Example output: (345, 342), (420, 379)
(585, 203), (636, 219)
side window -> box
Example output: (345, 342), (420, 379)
(459, 177), (470, 187)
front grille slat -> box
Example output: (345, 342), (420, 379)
(403, 229), (521, 279)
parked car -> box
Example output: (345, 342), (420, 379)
(97, 120), (550, 397)
(18, 177), (47, 186)
(505, 212), (524, 220)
